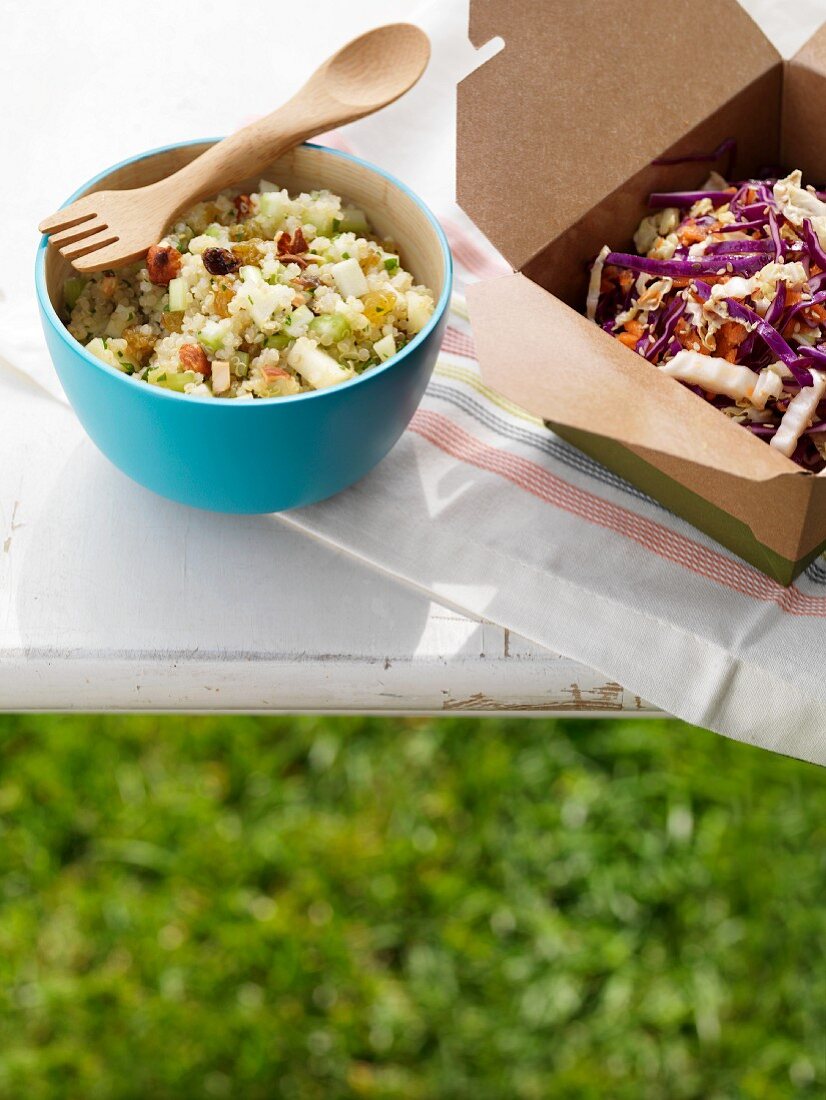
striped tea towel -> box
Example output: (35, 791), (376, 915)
(280, 0), (826, 764)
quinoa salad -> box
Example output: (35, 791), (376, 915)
(590, 168), (826, 470)
(64, 183), (436, 399)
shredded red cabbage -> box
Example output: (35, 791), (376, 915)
(717, 219), (765, 233)
(647, 190), (734, 209)
(652, 137), (737, 168)
(692, 283), (814, 386)
(605, 252), (768, 279)
(705, 239), (774, 255)
(802, 220), (826, 273)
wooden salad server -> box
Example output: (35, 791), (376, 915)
(38, 23), (430, 272)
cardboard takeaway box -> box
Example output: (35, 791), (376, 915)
(457, 0), (826, 585)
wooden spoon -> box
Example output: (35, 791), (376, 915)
(38, 23), (430, 273)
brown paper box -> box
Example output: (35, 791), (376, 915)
(457, 0), (826, 585)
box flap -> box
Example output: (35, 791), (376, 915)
(782, 21), (826, 183)
(790, 20), (826, 71)
(468, 274), (826, 559)
(457, 0), (780, 271)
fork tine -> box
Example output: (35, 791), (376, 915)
(71, 240), (145, 274)
(38, 204), (96, 236)
(60, 227), (119, 264)
(49, 220), (108, 250)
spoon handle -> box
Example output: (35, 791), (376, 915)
(155, 23), (427, 220)
(157, 91), (345, 219)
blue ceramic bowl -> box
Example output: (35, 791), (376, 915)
(36, 140), (452, 513)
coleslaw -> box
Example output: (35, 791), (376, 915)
(590, 169), (826, 469)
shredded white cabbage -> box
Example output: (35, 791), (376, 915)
(774, 170), (826, 250)
(658, 349), (758, 401)
(705, 262), (808, 322)
(633, 208), (680, 255)
(703, 171), (729, 191)
(770, 370), (826, 457)
(586, 245), (610, 322)
(750, 368), (784, 410)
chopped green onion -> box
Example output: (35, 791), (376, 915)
(204, 224), (222, 239)
(383, 256), (399, 273)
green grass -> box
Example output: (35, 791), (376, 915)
(0, 714), (822, 1099)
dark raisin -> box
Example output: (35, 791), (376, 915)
(202, 247), (240, 276)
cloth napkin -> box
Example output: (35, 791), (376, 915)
(5, 0), (826, 764)
(289, 0), (826, 766)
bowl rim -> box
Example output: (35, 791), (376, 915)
(35, 138), (453, 410)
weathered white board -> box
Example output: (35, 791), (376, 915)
(0, 370), (654, 715)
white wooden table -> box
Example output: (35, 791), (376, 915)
(0, 369), (654, 714)
(9, 0), (809, 716)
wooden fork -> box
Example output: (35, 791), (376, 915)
(38, 23), (430, 273)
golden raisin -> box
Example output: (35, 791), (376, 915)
(146, 244), (182, 286)
(211, 279), (234, 319)
(122, 325), (157, 366)
(230, 240), (263, 267)
(162, 311), (184, 333)
(362, 290), (395, 324)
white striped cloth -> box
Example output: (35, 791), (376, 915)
(280, 1), (826, 764)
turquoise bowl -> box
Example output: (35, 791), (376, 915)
(35, 140), (452, 513)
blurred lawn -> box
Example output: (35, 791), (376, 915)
(0, 715), (822, 1099)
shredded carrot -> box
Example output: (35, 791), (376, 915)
(672, 275), (726, 289)
(618, 270), (635, 293)
(623, 319), (646, 339)
(678, 223), (709, 246)
(617, 332), (639, 349)
(720, 321), (748, 347)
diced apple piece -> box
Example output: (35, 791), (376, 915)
(212, 359), (231, 395)
(288, 337), (355, 390)
(197, 317), (233, 353)
(374, 334), (396, 361)
(405, 290), (433, 334)
(332, 257), (368, 298)
(339, 206), (370, 234)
